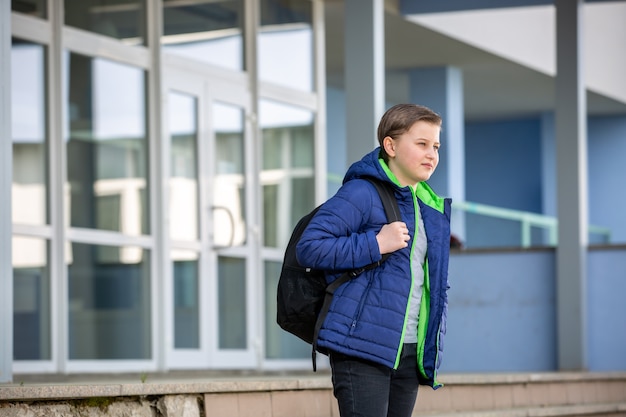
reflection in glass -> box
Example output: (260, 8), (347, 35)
(259, 0), (313, 91)
(263, 184), (279, 248)
(213, 102), (246, 247)
(11, 0), (47, 18)
(13, 236), (51, 360)
(264, 260), (309, 359)
(65, 52), (149, 235)
(162, 0), (244, 71)
(11, 39), (48, 226)
(68, 242), (151, 359)
(218, 256), (246, 349)
(169, 92), (199, 241)
(64, 0), (146, 45)
(260, 100), (315, 248)
(173, 250), (199, 349)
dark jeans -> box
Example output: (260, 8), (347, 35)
(329, 343), (419, 417)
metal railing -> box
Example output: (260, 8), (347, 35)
(453, 201), (611, 247)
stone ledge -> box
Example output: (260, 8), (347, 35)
(2, 372), (625, 402)
(0, 374), (334, 401)
(439, 371), (626, 385)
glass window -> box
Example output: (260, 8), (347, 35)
(13, 236), (51, 360)
(173, 250), (199, 349)
(213, 102), (246, 247)
(169, 92), (199, 241)
(218, 256), (246, 349)
(11, 39), (48, 226)
(68, 242), (151, 360)
(162, 0), (244, 71)
(65, 52), (149, 235)
(259, 0), (313, 91)
(12, 0), (47, 18)
(260, 100), (315, 248)
(64, 0), (146, 46)
(263, 184), (279, 249)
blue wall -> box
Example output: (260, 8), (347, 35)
(442, 250), (557, 372)
(400, 0), (552, 14)
(465, 118), (543, 211)
(442, 248), (626, 373)
(399, 0), (612, 15)
(463, 115), (626, 246)
(588, 116), (626, 243)
(464, 118), (543, 247)
(587, 247), (626, 371)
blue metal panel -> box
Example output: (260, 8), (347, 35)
(437, 247), (626, 373)
(442, 250), (558, 372)
(400, 0), (620, 15)
(587, 248), (626, 371)
(588, 116), (626, 244)
(400, 0), (552, 15)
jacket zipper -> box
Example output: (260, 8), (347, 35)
(349, 275), (374, 335)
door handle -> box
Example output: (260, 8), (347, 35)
(211, 205), (235, 249)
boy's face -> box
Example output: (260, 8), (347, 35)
(384, 120), (441, 187)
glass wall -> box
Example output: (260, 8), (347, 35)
(13, 236), (51, 360)
(260, 99), (315, 361)
(213, 102), (246, 247)
(64, 0), (146, 46)
(169, 91), (199, 242)
(11, 37), (51, 362)
(168, 91), (201, 350)
(259, 0), (313, 91)
(9, 0), (324, 373)
(173, 252), (200, 349)
(218, 257), (247, 349)
(162, 0), (244, 71)
(11, 0), (47, 18)
(68, 242), (151, 360)
(11, 39), (48, 227)
(261, 99), (315, 249)
(65, 52), (149, 236)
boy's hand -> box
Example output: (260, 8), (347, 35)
(376, 221), (410, 254)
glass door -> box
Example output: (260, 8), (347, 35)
(164, 67), (256, 369)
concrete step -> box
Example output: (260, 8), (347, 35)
(1, 371), (625, 417)
(414, 373), (626, 415)
(419, 403), (626, 417)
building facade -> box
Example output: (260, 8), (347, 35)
(3, 0), (626, 383)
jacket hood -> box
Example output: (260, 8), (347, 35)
(343, 147), (388, 185)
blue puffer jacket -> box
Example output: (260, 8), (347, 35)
(296, 147), (451, 389)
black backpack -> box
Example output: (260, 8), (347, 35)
(276, 177), (401, 370)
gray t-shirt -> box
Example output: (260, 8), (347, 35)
(403, 209), (427, 344)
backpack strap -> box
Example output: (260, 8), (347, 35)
(367, 178), (401, 222)
(310, 178), (400, 370)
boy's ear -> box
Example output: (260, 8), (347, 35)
(383, 136), (395, 157)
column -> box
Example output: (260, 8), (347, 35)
(555, 0), (588, 370)
(345, 0), (385, 165)
(1, 0), (14, 383)
(409, 67), (466, 241)
(147, 0), (166, 371)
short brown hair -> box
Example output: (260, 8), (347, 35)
(377, 104), (442, 162)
